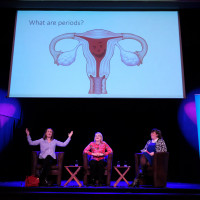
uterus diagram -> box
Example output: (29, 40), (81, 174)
(49, 29), (148, 94)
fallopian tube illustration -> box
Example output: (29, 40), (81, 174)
(49, 29), (148, 94)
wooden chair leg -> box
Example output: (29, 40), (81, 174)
(57, 174), (62, 186)
(83, 173), (88, 185)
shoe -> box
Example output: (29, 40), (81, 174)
(39, 181), (47, 186)
(39, 168), (44, 177)
(88, 179), (96, 186)
(88, 183), (96, 186)
(138, 169), (144, 178)
(98, 179), (104, 187)
(129, 178), (139, 187)
(39, 178), (51, 186)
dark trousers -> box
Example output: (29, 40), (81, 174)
(89, 159), (106, 183)
(39, 155), (57, 182)
(135, 154), (150, 179)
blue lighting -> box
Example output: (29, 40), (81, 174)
(0, 89), (21, 152)
(178, 89), (200, 153)
(195, 94), (200, 157)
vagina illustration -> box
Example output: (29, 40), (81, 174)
(49, 29), (148, 94)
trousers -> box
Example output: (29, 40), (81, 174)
(38, 155), (57, 181)
(89, 159), (106, 183)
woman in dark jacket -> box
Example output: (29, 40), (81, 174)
(130, 128), (167, 187)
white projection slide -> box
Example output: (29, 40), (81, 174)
(8, 11), (185, 98)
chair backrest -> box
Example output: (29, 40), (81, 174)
(31, 151), (64, 174)
(32, 151), (64, 160)
(134, 152), (169, 187)
(153, 152), (169, 187)
(86, 154), (109, 162)
(55, 152), (65, 167)
(106, 153), (113, 171)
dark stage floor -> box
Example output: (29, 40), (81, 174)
(0, 181), (200, 200)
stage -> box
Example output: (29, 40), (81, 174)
(0, 181), (200, 200)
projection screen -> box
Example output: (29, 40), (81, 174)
(8, 10), (185, 98)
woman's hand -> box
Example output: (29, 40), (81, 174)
(25, 128), (30, 136)
(149, 152), (154, 156)
(92, 153), (104, 157)
(68, 131), (73, 138)
(92, 153), (98, 156)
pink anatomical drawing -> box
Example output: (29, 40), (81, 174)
(49, 29), (148, 94)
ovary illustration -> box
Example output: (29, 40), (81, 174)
(49, 29), (148, 94)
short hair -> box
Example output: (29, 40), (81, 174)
(94, 132), (103, 142)
(151, 128), (162, 139)
(43, 128), (54, 140)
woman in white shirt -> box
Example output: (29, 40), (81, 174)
(26, 128), (73, 186)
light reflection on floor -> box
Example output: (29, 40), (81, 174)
(0, 180), (200, 189)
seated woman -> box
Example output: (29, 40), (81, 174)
(130, 128), (167, 187)
(26, 128), (73, 186)
(83, 132), (113, 186)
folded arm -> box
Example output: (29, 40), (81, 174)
(83, 143), (93, 155)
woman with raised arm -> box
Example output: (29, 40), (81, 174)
(26, 128), (73, 186)
(83, 132), (113, 186)
(130, 128), (167, 187)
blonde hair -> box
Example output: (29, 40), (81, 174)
(94, 132), (103, 142)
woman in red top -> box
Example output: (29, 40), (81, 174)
(83, 132), (113, 186)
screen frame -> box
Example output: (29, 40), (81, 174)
(7, 10), (186, 99)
